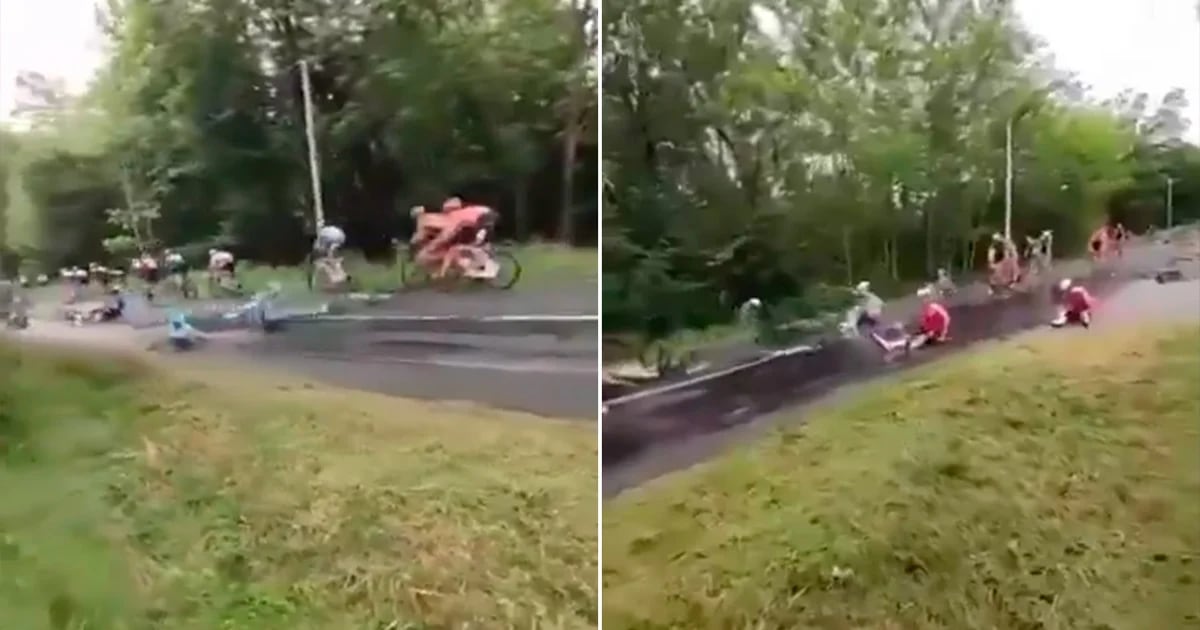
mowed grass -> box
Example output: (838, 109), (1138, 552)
(0, 343), (597, 629)
(603, 325), (1200, 629)
(239, 242), (598, 295)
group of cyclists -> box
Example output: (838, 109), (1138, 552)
(985, 229), (1057, 293)
(836, 224), (1110, 354)
(30, 195), (498, 323)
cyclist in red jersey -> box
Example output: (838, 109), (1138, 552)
(437, 199), (496, 278)
(1051, 277), (1095, 328)
(908, 285), (951, 349)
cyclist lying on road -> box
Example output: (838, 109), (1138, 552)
(1050, 277), (1094, 328)
(842, 280), (885, 334)
(907, 285), (951, 349)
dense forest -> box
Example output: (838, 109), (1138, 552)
(0, 0), (597, 275)
(603, 0), (1200, 336)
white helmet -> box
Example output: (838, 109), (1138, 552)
(992, 232), (1004, 241)
(1058, 278), (1072, 291)
(916, 285), (934, 298)
(854, 280), (871, 294)
(208, 249), (217, 256)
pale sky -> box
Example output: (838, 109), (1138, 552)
(0, 0), (1198, 144)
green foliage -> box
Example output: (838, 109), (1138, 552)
(603, 0), (1200, 337)
(3, 0), (597, 273)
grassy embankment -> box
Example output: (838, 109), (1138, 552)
(238, 242), (597, 295)
(604, 325), (1200, 629)
(0, 343), (597, 629)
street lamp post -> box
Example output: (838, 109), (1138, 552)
(1004, 118), (1014, 240)
(299, 59), (325, 230)
(1166, 176), (1174, 229)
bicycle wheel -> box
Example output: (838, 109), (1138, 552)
(486, 250), (522, 290)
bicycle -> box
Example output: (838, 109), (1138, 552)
(306, 252), (357, 293)
(396, 237), (521, 290)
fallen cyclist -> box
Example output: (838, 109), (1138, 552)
(70, 287), (125, 324)
(167, 310), (207, 350)
(841, 280), (885, 335)
(907, 284), (951, 350)
(1050, 277), (1094, 328)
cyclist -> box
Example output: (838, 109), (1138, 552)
(427, 197), (497, 278)
(1111, 222), (1128, 257)
(907, 285), (951, 349)
(934, 267), (956, 297)
(314, 223), (347, 258)
(1051, 278), (1094, 328)
(843, 280), (884, 334)
(1088, 225), (1110, 261)
(987, 232), (1020, 291)
(208, 248), (239, 289)
(84, 287), (125, 323)
(411, 204), (451, 269)
(167, 310), (206, 350)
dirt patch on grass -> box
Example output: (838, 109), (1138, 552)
(0, 343), (597, 629)
(603, 325), (1200, 629)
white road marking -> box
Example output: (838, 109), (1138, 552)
(604, 344), (818, 407)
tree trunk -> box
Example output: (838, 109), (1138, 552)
(842, 227), (854, 284)
(558, 104), (580, 244)
(514, 178), (530, 240)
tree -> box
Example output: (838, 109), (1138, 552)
(603, 0), (1196, 338)
(6, 0), (597, 273)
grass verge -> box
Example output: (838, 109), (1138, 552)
(0, 343), (597, 629)
(239, 242), (597, 295)
(603, 325), (1200, 629)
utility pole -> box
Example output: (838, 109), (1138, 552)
(1004, 117), (1013, 240)
(299, 59), (325, 229)
(1166, 176), (1174, 229)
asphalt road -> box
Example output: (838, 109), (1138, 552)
(602, 234), (1198, 496)
(20, 283), (599, 421)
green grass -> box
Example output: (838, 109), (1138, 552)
(603, 325), (1200, 629)
(0, 343), (597, 629)
(238, 242), (597, 295)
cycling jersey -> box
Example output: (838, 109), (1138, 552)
(1063, 285), (1094, 314)
(209, 251), (235, 269)
(919, 302), (951, 341)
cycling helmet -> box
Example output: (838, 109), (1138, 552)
(442, 197), (463, 212)
(992, 232), (1004, 241)
(410, 205), (426, 218)
(916, 285), (934, 298)
(208, 249), (217, 257)
(1058, 278), (1072, 291)
(854, 280), (871, 294)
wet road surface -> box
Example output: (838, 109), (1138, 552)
(22, 284), (599, 421)
(603, 238), (1195, 496)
